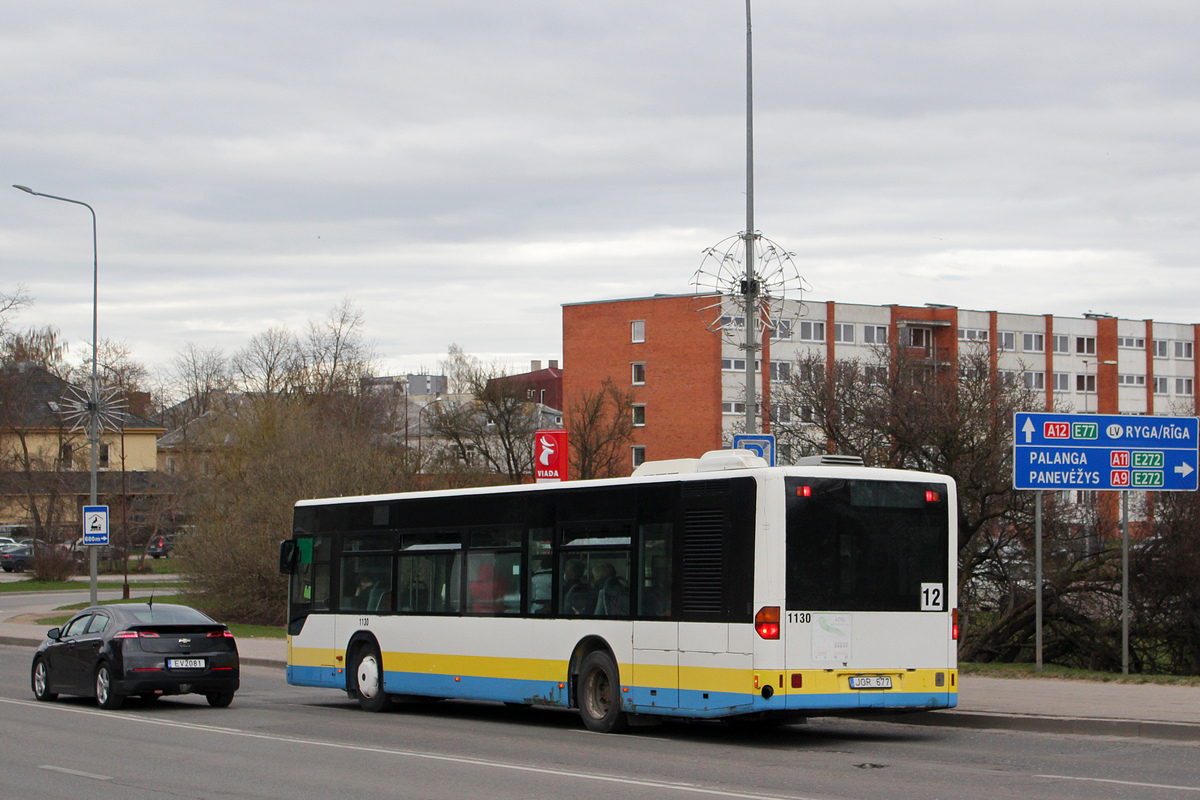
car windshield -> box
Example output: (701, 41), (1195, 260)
(122, 606), (216, 625)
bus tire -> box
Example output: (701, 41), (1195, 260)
(352, 642), (390, 713)
(577, 650), (627, 733)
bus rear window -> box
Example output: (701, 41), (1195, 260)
(785, 478), (949, 612)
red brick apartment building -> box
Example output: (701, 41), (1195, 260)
(562, 294), (1200, 475)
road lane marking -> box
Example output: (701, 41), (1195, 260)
(1038, 774), (1200, 793)
(3, 698), (822, 800)
(40, 765), (112, 781)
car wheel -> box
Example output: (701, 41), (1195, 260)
(352, 643), (390, 712)
(32, 657), (57, 701)
(95, 663), (124, 710)
(577, 651), (628, 733)
(151, 554), (161, 559)
(206, 691), (235, 708)
(13, 561), (25, 573)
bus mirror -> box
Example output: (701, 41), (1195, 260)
(278, 540), (297, 575)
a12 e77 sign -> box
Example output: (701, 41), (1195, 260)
(1013, 412), (1198, 492)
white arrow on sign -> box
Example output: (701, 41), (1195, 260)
(1175, 462), (1194, 479)
(1022, 418), (1035, 443)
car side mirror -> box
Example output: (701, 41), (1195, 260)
(46, 627), (61, 640)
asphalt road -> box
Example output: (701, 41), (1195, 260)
(2, 645), (1198, 800)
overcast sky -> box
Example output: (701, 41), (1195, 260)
(4, 2), (1199, 378)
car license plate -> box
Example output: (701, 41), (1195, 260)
(849, 675), (892, 690)
(167, 658), (205, 669)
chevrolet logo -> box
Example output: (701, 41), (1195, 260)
(178, 638), (191, 644)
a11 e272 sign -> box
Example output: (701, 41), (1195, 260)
(1013, 412), (1199, 492)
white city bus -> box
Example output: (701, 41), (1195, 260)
(279, 450), (958, 732)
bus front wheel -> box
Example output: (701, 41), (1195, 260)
(352, 643), (390, 713)
(577, 651), (628, 733)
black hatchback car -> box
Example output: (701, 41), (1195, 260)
(31, 603), (239, 709)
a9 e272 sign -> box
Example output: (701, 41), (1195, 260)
(1013, 412), (1199, 492)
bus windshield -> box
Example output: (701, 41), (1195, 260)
(785, 477), (950, 612)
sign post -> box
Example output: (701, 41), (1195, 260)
(83, 505), (110, 546)
(534, 429), (569, 483)
(733, 433), (776, 466)
(1014, 412), (1199, 673)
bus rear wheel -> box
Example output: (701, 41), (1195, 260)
(577, 651), (627, 733)
(352, 643), (390, 713)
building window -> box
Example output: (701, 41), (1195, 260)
(1117, 374), (1146, 387)
(1153, 340), (1168, 358)
(958, 328), (988, 343)
(721, 401), (748, 415)
(798, 321), (825, 342)
(1076, 374), (1096, 393)
(770, 361), (791, 382)
(833, 323), (854, 344)
(631, 363), (645, 385)
(632, 405), (646, 426)
(997, 332), (1016, 351)
(769, 405), (792, 424)
(998, 370), (1018, 387)
(721, 358), (760, 373)
(1052, 334), (1069, 354)
(1175, 341), (1194, 360)
(98, 443), (110, 469)
(631, 446), (646, 468)
(719, 315), (745, 332)
(631, 320), (645, 343)
(1154, 377), (1169, 395)
(1176, 378), (1194, 396)
(905, 327), (933, 348)
(1023, 333), (1045, 353)
(1076, 337), (1096, 355)
(1023, 371), (1045, 390)
(865, 366), (888, 386)
(1118, 336), (1145, 349)
(59, 442), (74, 467)
(1053, 373), (1069, 392)
(770, 319), (793, 341)
(863, 325), (887, 345)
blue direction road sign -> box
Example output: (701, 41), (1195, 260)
(733, 433), (776, 466)
(82, 505), (109, 546)
(1014, 412), (1199, 491)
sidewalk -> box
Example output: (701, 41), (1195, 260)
(1, 593), (1196, 740)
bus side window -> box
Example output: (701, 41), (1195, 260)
(639, 523), (672, 617)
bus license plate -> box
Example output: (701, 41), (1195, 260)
(168, 658), (205, 669)
(849, 676), (891, 690)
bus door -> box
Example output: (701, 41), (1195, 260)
(631, 521), (678, 709)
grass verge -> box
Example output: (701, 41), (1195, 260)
(960, 661), (1200, 687)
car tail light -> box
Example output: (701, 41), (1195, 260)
(114, 631), (139, 639)
(207, 630), (234, 638)
(755, 606), (780, 639)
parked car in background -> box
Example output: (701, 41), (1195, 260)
(31, 603), (240, 709)
(0, 545), (34, 572)
(147, 535), (174, 559)
(0, 536), (18, 550)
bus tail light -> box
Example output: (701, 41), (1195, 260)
(755, 607), (780, 639)
(952, 608), (959, 640)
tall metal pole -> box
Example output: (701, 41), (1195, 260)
(742, 0), (758, 435)
(1121, 491), (1130, 675)
(1035, 490), (1043, 672)
(13, 185), (100, 606)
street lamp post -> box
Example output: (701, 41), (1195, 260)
(14, 185), (101, 606)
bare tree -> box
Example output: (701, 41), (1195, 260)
(166, 343), (233, 426)
(427, 345), (541, 483)
(567, 378), (635, 479)
(232, 326), (302, 395)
